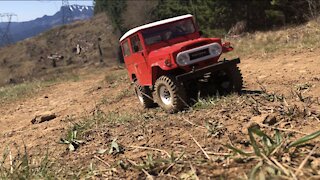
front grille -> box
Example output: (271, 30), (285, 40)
(185, 42), (208, 50)
(189, 48), (210, 60)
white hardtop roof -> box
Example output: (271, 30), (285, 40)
(119, 14), (193, 42)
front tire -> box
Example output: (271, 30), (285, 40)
(154, 75), (187, 113)
(210, 66), (243, 95)
(134, 81), (154, 108)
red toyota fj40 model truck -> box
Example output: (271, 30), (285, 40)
(119, 14), (242, 113)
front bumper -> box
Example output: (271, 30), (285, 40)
(175, 58), (240, 82)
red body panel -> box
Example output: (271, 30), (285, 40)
(120, 17), (232, 86)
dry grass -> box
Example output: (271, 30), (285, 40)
(225, 20), (320, 58)
(0, 13), (118, 87)
(0, 82), (43, 104)
(0, 71), (80, 104)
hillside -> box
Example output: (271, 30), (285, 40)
(0, 15), (320, 179)
(0, 5), (94, 47)
(0, 13), (119, 86)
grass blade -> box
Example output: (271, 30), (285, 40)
(249, 161), (263, 180)
(288, 130), (320, 148)
(224, 144), (251, 156)
(249, 125), (274, 144)
(248, 126), (261, 156)
(275, 130), (282, 145)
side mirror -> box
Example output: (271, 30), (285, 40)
(199, 30), (203, 36)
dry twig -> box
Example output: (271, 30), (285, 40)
(189, 161), (200, 180)
(295, 144), (318, 176)
(189, 134), (211, 160)
(182, 117), (206, 129)
(129, 145), (170, 158)
(94, 155), (111, 167)
(258, 123), (308, 135)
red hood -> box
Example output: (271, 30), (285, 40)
(148, 38), (221, 59)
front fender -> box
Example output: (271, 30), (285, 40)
(151, 60), (178, 71)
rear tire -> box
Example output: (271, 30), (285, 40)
(154, 75), (187, 113)
(134, 81), (155, 108)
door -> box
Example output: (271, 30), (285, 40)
(129, 35), (151, 85)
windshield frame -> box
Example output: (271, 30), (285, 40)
(141, 18), (196, 46)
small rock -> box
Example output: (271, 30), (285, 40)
(137, 136), (144, 141)
(251, 114), (278, 126)
(263, 115), (277, 126)
(31, 113), (56, 124)
(251, 114), (268, 124)
(44, 96), (48, 98)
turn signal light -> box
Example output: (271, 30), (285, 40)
(164, 58), (172, 67)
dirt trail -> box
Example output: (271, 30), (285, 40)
(0, 50), (319, 178)
(1, 50), (319, 147)
(240, 50), (320, 95)
(0, 73), (109, 150)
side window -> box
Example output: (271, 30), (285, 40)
(130, 35), (143, 53)
(122, 40), (131, 57)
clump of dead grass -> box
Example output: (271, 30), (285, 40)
(0, 146), (54, 179)
(0, 82), (43, 104)
(226, 125), (320, 179)
(225, 20), (320, 58)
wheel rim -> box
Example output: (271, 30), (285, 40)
(159, 85), (172, 105)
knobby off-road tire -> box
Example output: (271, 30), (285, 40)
(211, 66), (243, 95)
(134, 81), (155, 108)
(230, 66), (243, 93)
(154, 75), (187, 113)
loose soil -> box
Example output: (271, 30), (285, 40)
(0, 48), (319, 178)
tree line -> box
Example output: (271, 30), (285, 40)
(94, 0), (320, 36)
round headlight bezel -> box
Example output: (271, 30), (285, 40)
(209, 43), (222, 56)
(176, 53), (189, 66)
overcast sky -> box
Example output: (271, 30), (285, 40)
(0, 0), (94, 22)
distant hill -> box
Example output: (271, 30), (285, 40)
(0, 13), (119, 86)
(0, 5), (94, 47)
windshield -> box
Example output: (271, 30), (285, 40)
(142, 19), (195, 45)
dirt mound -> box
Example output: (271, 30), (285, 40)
(0, 13), (119, 86)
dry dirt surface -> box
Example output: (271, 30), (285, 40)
(0, 49), (319, 179)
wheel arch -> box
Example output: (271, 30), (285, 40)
(131, 73), (137, 82)
(151, 65), (185, 85)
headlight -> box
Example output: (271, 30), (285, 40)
(209, 44), (222, 56)
(176, 53), (189, 66)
